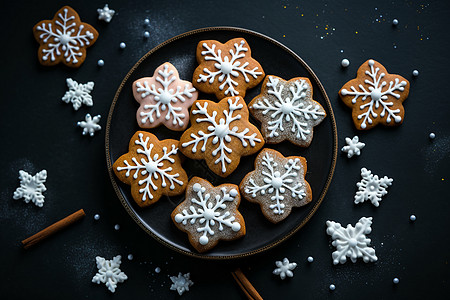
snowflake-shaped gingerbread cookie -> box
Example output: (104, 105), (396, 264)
(273, 257), (297, 280)
(133, 63), (198, 131)
(62, 78), (94, 110)
(180, 96), (264, 177)
(341, 136), (365, 158)
(326, 217), (378, 264)
(339, 59), (410, 130)
(33, 6), (98, 67)
(170, 272), (194, 296)
(249, 75), (326, 147)
(13, 170), (47, 207)
(171, 177), (246, 253)
(193, 38), (265, 99)
(92, 255), (127, 293)
(240, 148), (312, 223)
(355, 167), (393, 207)
(113, 131), (188, 207)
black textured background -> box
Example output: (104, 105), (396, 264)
(0, 0), (449, 299)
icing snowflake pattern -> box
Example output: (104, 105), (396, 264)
(62, 78), (94, 110)
(340, 59), (410, 130)
(249, 76), (326, 146)
(341, 136), (365, 158)
(13, 170), (47, 207)
(77, 113), (101, 136)
(170, 272), (194, 296)
(354, 167), (393, 207)
(326, 217), (378, 264)
(273, 258), (297, 280)
(133, 63), (198, 131)
(33, 6), (98, 67)
(97, 4), (115, 23)
(92, 255), (127, 293)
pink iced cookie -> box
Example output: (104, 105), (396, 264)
(133, 62), (198, 131)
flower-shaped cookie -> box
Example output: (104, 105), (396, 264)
(133, 63), (198, 131)
(240, 148), (312, 223)
(249, 75), (326, 147)
(171, 177), (246, 253)
(193, 38), (265, 99)
(180, 96), (264, 177)
(33, 6), (99, 67)
(113, 131), (188, 208)
(339, 59), (410, 130)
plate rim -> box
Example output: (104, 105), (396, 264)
(105, 26), (338, 260)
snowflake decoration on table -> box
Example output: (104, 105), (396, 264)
(170, 272), (194, 296)
(354, 167), (393, 207)
(92, 255), (127, 293)
(77, 113), (101, 136)
(113, 132), (187, 207)
(133, 63), (198, 131)
(273, 258), (297, 280)
(193, 38), (264, 99)
(13, 170), (47, 207)
(339, 59), (410, 130)
(180, 96), (263, 177)
(240, 148), (311, 223)
(33, 6), (98, 67)
(326, 217), (378, 264)
(341, 136), (365, 158)
(62, 78), (94, 110)
(249, 76), (326, 147)
(97, 4), (115, 23)
(172, 178), (245, 252)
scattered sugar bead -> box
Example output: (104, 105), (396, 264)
(393, 278), (400, 284)
(155, 267), (161, 273)
(114, 224), (120, 230)
(341, 59), (350, 67)
(144, 18), (150, 25)
(329, 284), (336, 291)
(429, 132), (436, 139)
(307, 256), (314, 263)
(410, 215), (416, 221)
(392, 19), (399, 25)
(144, 31), (150, 38)
(412, 70), (419, 77)
(119, 42), (126, 49)
(127, 254), (134, 260)
(97, 59), (104, 67)
(94, 214), (100, 221)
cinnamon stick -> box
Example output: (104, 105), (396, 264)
(231, 268), (263, 300)
(21, 209), (85, 249)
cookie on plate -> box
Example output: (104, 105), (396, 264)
(171, 177), (246, 253)
(133, 62), (198, 131)
(179, 96), (264, 177)
(248, 75), (326, 147)
(339, 59), (410, 130)
(240, 148), (312, 223)
(113, 131), (188, 208)
(193, 38), (265, 99)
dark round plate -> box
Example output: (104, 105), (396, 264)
(105, 27), (337, 259)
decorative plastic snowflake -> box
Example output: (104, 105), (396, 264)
(170, 272), (194, 296)
(340, 59), (410, 130)
(180, 97), (263, 177)
(273, 258), (297, 280)
(77, 113), (101, 136)
(62, 78), (94, 110)
(97, 4), (115, 23)
(13, 170), (47, 207)
(92, 255), (127, 293)
(133, 63), (198, 130)
(326, 217), (378, 264)
(33, 6), (98, 67)
(249, 76), (326, 147)
(355, 168), (393, 207)
(194, 38), (264, 99)
(341, 136), (365, 158)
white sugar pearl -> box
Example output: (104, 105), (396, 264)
(393, 278), (399, 284)
(412, 70), (419, 77)
(392, 19), (399, 25)
(410, 215), (416, 221)
(154, 267), (161, 273)
(120, 42), (126, 49)
(144, 31), (150, 38)
(97, 59), (104, 67)
(429, 132), (436, 139)
(94, 214), (100, 220)
(144, 18), (150, 25)
(127, 254), (134, 260)
(341, 59), (350, 67)
(114, 224), (120, 230)
(329, 284), (336, 291)
(307, 256), (314, 263)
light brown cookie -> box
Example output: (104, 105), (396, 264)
(171, 177), (246, 253)
(339, 59), (410, 130)
(249, 75), (326, 147)
(193, 38), (265, 100)
(113, 131), (188, 208)
(179, 96), (264, 177)
(240, 148), (312, 223)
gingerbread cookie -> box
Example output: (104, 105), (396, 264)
(240, 148), (312, 223)
(249, 75), (326, 147)
(179, 96), (264, 177)
(339, 59), (410, 130)
(193, 38), (265, 99)
(171, 177), (246, 253)
(113, 131), (188, 208)
(33, 6), (98, 68)
(133, 63), (198, 131)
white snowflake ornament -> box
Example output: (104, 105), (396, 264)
(355, 168), (393, 207)
(62, 78), (94, 110)
(341, 136), (365, 158)
(273, 258), (297, 280)
(92, 255), (128, 293)
(326, 217), (378, 265)
(77, 113), (101, 136)
(97, 4), (115, 23)
(13, 170), (47, 207)
(170, 272), (193, 296)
